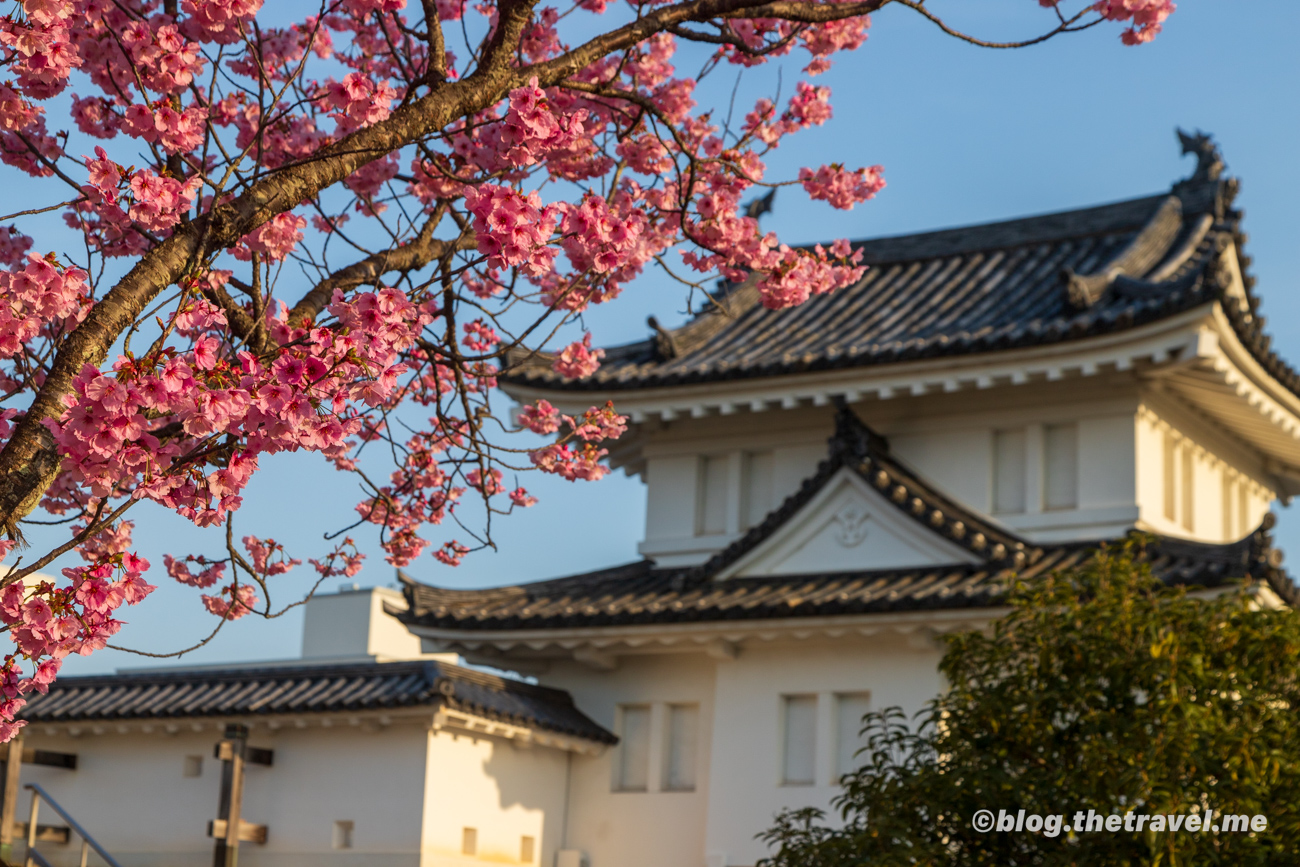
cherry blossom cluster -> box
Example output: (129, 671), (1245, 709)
(558, 193), (654, 293)
(552, 334), (605, 380)
(123, 102), (207, 154)
(1091, 0), (1175, 44)
(182, 0), (266, 44)
(0, 227), (32, 268)
(320, 72), (398, 136)
(43, 280), (427, 541)
(188, 535), (301, 620)
(495, 77), (590, 168)
(0, 516), (154, 740)
(164, 553), (227, 588)
(464, 184), (561, 276)
(351, 422), (468, 566)
(800, 164), (887, 210)
(755, 241), (867, 310)
(309, 538), (366, 580)
(0, 253), (89, 361)
(518, 400), (627, 483)
(81, 147), (200, 243)
(233, 213), (308, 262)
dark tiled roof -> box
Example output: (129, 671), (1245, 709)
(396, 405), (1296, 632)
(20, 660), (616, 744)
(398, 533), (1289, 631)
(504, 141), (1297, 397)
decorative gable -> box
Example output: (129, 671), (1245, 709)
(690, 402), (1034, 582)
(718, 468), (981, 578)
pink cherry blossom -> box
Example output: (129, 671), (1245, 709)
(1093, 0), (1175, 44)
(496, 77), (589, 168)
(235, 213), (307, 262)
(509, 487), (538, 507)
(321, 72), (397, 135)
(463, 319), (500, 353)
(242, 535), (302, 577)
(201, 583), (259, 620)
(463, 185), (560, 276)
(799, 164), (886, 210)
(164, 554), (227, 588)
(552, 334), (604, 379)
(519, 400), (562, 434)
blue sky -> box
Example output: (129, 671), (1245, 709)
(22, 0), (1299, 673)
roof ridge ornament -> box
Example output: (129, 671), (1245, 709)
(1172, 128), (1239, 222)
(1062, 195), (1184, 310)
(828, 397), (890, 461)
(647, 315), (679, 360)
(744, 188), (776, 221)
(1176, 128), (1225, 184)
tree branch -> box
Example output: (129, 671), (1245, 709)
(286, 210), (474, 330)
(420, 0), (450, 82)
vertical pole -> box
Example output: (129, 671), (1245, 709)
(0, 733), (24, 862)
(24, 790), (38, 867)
(213, 724), (248, 867)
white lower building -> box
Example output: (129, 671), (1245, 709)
(14, 135), (1300, 867)
(14, 587), (610, 867)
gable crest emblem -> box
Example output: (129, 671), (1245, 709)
(833, 503), (868, 547)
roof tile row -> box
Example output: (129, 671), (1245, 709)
(21, 659), (616, 744)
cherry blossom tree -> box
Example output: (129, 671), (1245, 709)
(0, 0), (1173, 738)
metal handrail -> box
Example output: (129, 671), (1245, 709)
(22, 783), (121, 867)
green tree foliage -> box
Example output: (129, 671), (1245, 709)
(758, 539), (1300, 866)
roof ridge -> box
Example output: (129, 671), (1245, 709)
(1062, 195), (1184, 309)
(48, 657), (566, 702)
(51, 658), (437, 687)
(434, 660), (581, 704)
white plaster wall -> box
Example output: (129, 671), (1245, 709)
(18, 722), (429, 867)
(630, 371), (1292, 556)
(420, 728), (569, 867)
(640, 433), (827, 566)
(644, 455), (699, 544)
(1135, 407), (1165, 532)
(18, 720), (581, 867)
(539, 655), (717, 867)
(769, 444), (826, 509)
(703, 638), (944, 867)
(723, 470), (978, 577)
(1135, 397), (1275, 542)
(1077, 414), (1135, 511)
(888, 427), (991, 512)
(535, 640), (946, 867)
(881, 394), (1146, 542)
(634, 387), (1163, 560)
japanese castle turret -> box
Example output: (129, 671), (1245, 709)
(499, 132), (1296, 562)
(393, 134), (1299, 867)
